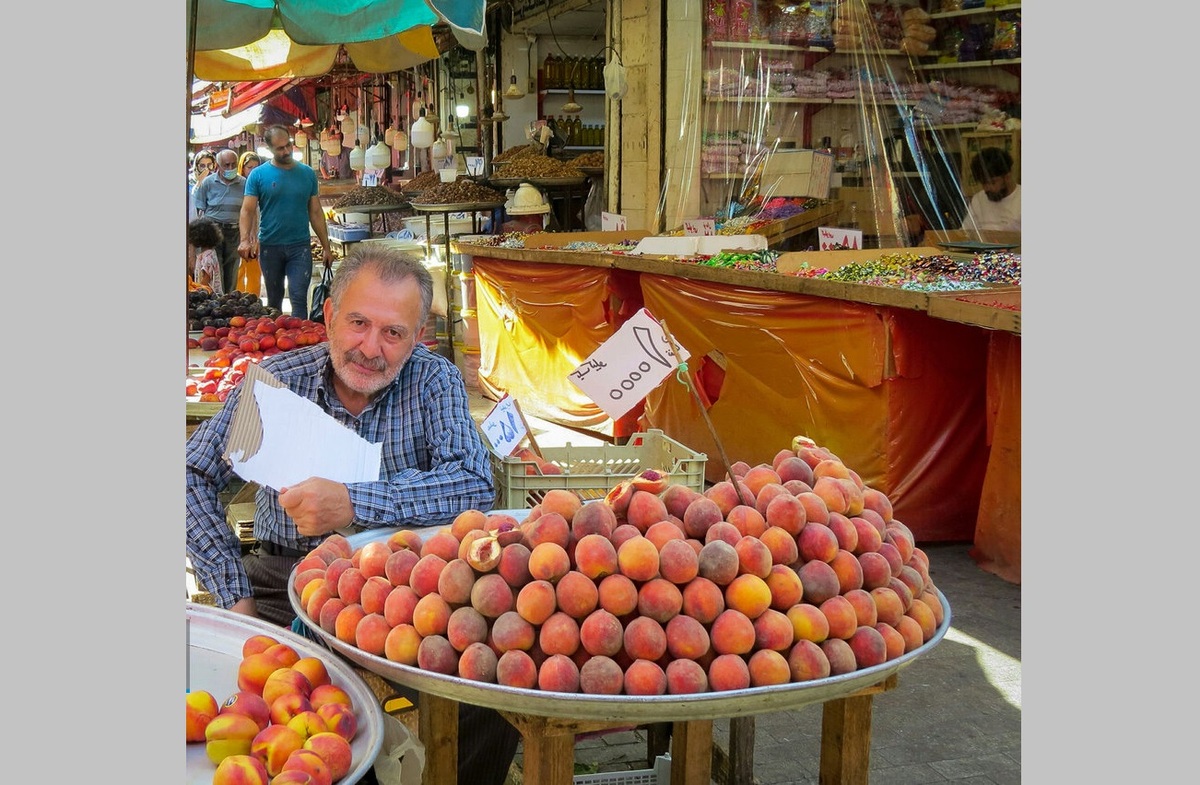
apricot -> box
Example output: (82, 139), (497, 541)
(661, 484), (702, 520)
(279, 748), (333, 785)
(421, 530), (461, 563)
(597, 573), (639, 617)
(574, 534), (619, 580)
(710, 609), (756, 656)
(497, 649), (539, 689)
(416, 634), (459, 675)
(665, 658), (709, 695)
(540, 488), (584, 522)
(538, 652), (581, 693)
(579, 654), (625, 695)
(622, 616), (667, 661)
(555, 570), (600, 619)
(539, 611), (581, 656)
(624, 659), (667, 696)
(681, 576), (725, 625)
(786, 602), (830, 644)
(458, 640), (499, 683)
(697, 539), (739, 586)
(707, 653), (751, 692)
(408, 554), (448, 597)
(451, 508), (489, 540)
(829, 548), (865, 593)
(383, 548), (420, 588)
(214, 753), (271, 784)
(796, 559), (841, 605)
(447, 606), (490, 652)
(704, 521), (742, 548)
(665, 614), (710, 661)
(616, 535), (660, 582)
(657, 538), (700, 585)
(412, 593), (451, 637)
(637, 578), (683, 623)
(681, 496), (723, 539)
(821, 637), (857, 675)
(528, 542), (571, 583)
(572, 500), (618, 540)
(250, 724), (305, 778)
(625, 490), (669, 532)
(787, 639), (831, 682)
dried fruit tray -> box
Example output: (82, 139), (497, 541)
(491, 430), (707, 509)
(184, 602), (384, 784)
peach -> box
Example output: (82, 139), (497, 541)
(729, 461), (752, 478)
(579, 608), (624, 657)
(516, 579), (558, 625)
(304, 584), (336, 623)
(681, 576), (725, 625)
(262, 668), (314, 708)
(320, 533), (353, 560)
(447, 606), (489, 652)
(622, 490), (668, 532)
(682, 496), (724, 539)
(416, 634), (459, 675)
(617, 536), (660, 582)
(752, 608), (794, 652)
(637, 578), (683, 623)
(661, 484), (702, 520)
(269, 692), (314, 726)
(838, 478), (865, 517)
(221, 690), (271, 732)
(812, 476), (851, 515)
(748, 648), (791, 687)
(664, 614), (710, 660)
(241, 635), (281, 659)
(335, 567), (368, 605)
(497, 649), (539, 689)
(895, 615), (925, 653)
(795, 492), (831, 529)
(610, 523), (642, 550)
(528, 541), (571, 583)
(359, 575), (394, 616)
(787, 639), (831, 682)
(303, 731), (353, 781)
(323, 557), (355, 594)
(525, 511), (571, 551)
(357, 541), (392, 580)
(862, 488), (894, 522)
(665, 659), (708, 695)
(187, 689), (221, 742)
(462, 531), (501, 571)
(237, 652), (285, 696)
(418, 531), (459, 564)
(597, 573), (639, 617)
(848, 625), (888, 670)
(783, 479), (813, 496)
(333, 603), (367, 645)
(829, 548), (865, 593)
(703, 480), (743, 517)
(408, 553), (448, 597)
(383, 547), (420, 587)
(624, 659), (667, 696)
(383, 585), (420, 627)
(539, 611), (581, 656)
(797, 559), (840, 605)
(812, 459), (850, 481)
(753, 482), (791, 520)
(859, 552), (894, 591)
(497, 542), (533, 587)
(579, 654), (625, 695)
(707, 653), (751, 692)
(213, 753), (271, 785)
(658, 538), (700, 584)
(897, 564), (926, 599)
(433, 559), (474, 606)
(285, 711), (329, 745)
(734, 537), (773, 579)
(710, 609), (756, 656)
(726, 505), (767, 538)
(758, 527), (799, 568)
(386, 529), (424, 553)
(540, 488), (584, 521)
(819, 595), (859, 641)
(555, 570), (599, 619)
(491, 610), (536, 653)
(763, 494), (806, 536)
(797, 522), (839, 564)
(906, 598), (938, 643)
(821, 637), (857, 676)
(645, 519), (686, 550)
(724, 573), (772, 619)
(537, 652), (581, 693)
(842, 588), (878, 628)
(876, 540), (904, 579)
(573, 534), (618, 581)
(267, 771), (317, 785)
(918, 590), (945, 627)
(786, 602), (830, 644)
(486, 512), (524, 535)
(775, 456), (815, 486)
(742, 464), (782, 497)
(294, 570), (326, 601)
(279, 748), (333, 785)
(850, 517), (883, 555)
(630, 467), (671, 494)
(383, 624), (421, 665)
(604, 480), (636, 518)
(451, 508), (489, 540)
(704, 521), (742, 548)
(470, 572), (515, 618)
(206, 712), (262, 764)
(856, 508), (887, 536)
(308, 683), (352, 713)
(622, 616), (667, 661)
(458, 640), (500, 683)
(884, 526), (915, 565)
(870, 587), (905, 627)
(351, 609), (393, 651)
(572, 501), (618, 541)
(764, 563), (803, 611)
(317, 598), (347, 635)
(697, 539), (739, 586)
(250, 723), (305, 777)
(826, 512), (858, 552)
(875, 622), (906, 662)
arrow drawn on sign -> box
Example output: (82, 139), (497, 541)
(633, 326), (673, 368)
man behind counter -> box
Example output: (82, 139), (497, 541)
(185, 246), (520, 785)
(320, 139), (353, 180)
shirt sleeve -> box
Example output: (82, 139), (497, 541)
(185, 385), (252, 609)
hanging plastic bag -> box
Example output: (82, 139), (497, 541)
(309, 263), (333, 323)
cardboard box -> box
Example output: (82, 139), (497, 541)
(760, 149), (834, 200)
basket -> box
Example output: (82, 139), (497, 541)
(573, 755), (671, 785)
(491, 430), (706, 509)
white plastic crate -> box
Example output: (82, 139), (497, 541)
(573, 755), (671, 785)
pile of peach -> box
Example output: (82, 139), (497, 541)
(293, 438), (945, 696)
(186, 633), (361, 785)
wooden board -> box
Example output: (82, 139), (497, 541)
(927, 287), (1021, 334)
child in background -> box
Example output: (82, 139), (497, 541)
(189, 216), (225, 294)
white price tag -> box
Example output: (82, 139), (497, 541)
(601, 211), (627, 231)
(466, 156), (485, 176)
(480, 394), (528, 456)
(818, 226), (864, 250)
(568, 309), (690, 421)
(683, 218), (716, 236)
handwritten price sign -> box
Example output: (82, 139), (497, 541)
(568, 309), (690, 421)
(601, 211), (627, 231)
(683, 218), (716, 236)
(818, 226), (863, 250)
(480, 394), (528, 457)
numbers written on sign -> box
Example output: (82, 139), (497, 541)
(480, 395), (528, 456)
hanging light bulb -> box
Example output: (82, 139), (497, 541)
(505, 71), (524, 100)
(425, 103), (439, 131)
(561, 87), (583, 115)
(455, 91), (470, 119)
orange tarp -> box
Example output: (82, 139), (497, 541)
(970, 331), (1021, 582)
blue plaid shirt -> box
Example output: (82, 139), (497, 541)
(185, 342), (495, 609)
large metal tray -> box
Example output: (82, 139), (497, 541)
(185, 602), (384, 784)
(409, 201), (505, 213)
(490, 175), (588, 189)
(288, 525), (950, 723)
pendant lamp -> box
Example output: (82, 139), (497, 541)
(410, 109), (434, 149)
(367, 140), (391, 169)
(349, 141), (365, 171)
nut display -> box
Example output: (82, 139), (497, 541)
(570, 151), (605, 168)
(410, 180), (504, 205)
(330, 186), (406, 208)
(493, 156), (584, 180)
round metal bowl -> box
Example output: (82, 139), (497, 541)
(185, 602), (384, 784)
(288, 526), (951, 723)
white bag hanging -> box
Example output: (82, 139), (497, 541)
(604, 59), (628, 101)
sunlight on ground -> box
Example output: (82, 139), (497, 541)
(946, 626), (1022, 710)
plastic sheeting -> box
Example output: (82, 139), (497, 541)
(635, 273), (990, 544)
(970, 330), (1021, 583)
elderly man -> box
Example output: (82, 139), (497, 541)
(194, 148), (248, 294)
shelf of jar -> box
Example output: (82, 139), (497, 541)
(915, 58), (1021, 70)
(929, 3), (1020, 20)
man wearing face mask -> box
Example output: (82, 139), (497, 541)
(195, 148), (249, 296)
(963, 147), (1021, 233)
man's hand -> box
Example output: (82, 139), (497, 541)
(238, 238), (259, 259)
(279, 478), (354, 537)
(322, 246), (333, 267)
(229, 596), (259, 619)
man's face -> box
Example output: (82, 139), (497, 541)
(980, 173), (1013, 202)
(268, 135), (294, 165)
(326, 269), (426, 400)
(215, 154), (239, 179)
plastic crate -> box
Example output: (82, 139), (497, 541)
(329, 223), (370, 242)
(573, 755), (671, 785)
(491, 430), (707, 509)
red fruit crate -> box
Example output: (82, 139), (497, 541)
(490, 429), (707, 509)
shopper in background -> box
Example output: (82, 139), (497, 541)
(963, 147), (1021, 233)
(188, 217), (225, 294)
(240, 124), (333, 317)
(185, 246), (517, 785)
(319, 139), (353, 180)
(194, 149), (247, 297)
(235, 152), (263, 295)
(189, 149), (217, 219)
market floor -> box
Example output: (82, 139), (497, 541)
(454, 375), (1022, 785)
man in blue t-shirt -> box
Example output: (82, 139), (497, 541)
(239, 125), (333, 318)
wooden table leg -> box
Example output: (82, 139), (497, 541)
(818, 673), (898, 785)
(670, 718), (713, 785)
(498, 713), (635, 785)
(726, 716), (755, 785)
(418, 692), (458, 785)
